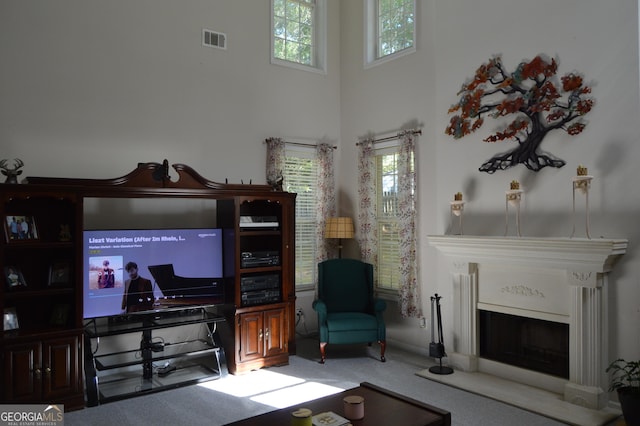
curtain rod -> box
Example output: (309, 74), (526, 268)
(265, 138), (337, 149)
(356, 129), (422, 146)
(285, 141), (337, 150)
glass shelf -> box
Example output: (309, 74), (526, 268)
(94, 339), (217, 371)
(95, 354), (222, 403)
(84, 307), (226, 338)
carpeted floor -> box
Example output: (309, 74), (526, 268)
(64, 338), (619, 425)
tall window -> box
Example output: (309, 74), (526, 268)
(358, 132), (419, 316)
(365, 0), (416, 68)
(284, 151), (318, 289)
(375, 150), (403, 292)
(272, 0), (326, 73)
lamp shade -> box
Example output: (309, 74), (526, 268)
(324, 217), (354, 239)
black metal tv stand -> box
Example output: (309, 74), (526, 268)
(83, 305), (230, 405)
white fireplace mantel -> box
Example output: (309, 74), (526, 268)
(427, 235), (628, 411)
(427, 235), (627, 274)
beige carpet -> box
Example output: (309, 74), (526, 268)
(416, 367), (620, 426)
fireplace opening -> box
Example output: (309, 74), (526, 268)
(479, 310), (569, 379)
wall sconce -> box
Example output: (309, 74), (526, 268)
(324, 217), (354, 258)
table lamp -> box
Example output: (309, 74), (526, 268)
(324, 217), (354, 258)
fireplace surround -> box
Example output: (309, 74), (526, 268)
(427, 235), (627, 410)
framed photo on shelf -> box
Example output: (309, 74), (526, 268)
(4, 215), (38, 242)
(50, 304), (70, 326)
(49, 261), (71, 286)
(3, 307), (19, 331)
(57, 223), (72, 242)
(4, 266), (27, 289)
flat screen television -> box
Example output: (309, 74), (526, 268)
(83, 228), (225, 319)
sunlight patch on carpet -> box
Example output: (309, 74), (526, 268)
(197, 369), (305, 397)
(197, 369), (345, 409)
(250, 382), (344, 409)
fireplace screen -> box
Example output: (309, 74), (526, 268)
(479, 310), (569, 379)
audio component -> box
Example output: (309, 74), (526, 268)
(240, 274), (279, 292)
(239, 216), (279, 229)
(241, 251), (280, 268)
(240, 274), (280, 306)
(241, 289), (281, 306)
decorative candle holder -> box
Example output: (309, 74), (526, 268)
(505, 180), (523, 237)
(450, 192), (465, 235)
(571, 165), (593, 239)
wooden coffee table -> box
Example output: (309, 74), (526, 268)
(225, 382), (451, 425)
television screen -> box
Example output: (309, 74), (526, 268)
(83, 228), (224, 319)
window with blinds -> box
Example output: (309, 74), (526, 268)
(284, 153), (318, 289)
(376, 151), (401, 291)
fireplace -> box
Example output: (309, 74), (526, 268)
(479, 310), (569, 379)
(427, 236), (627, 410)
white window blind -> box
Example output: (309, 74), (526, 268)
(375, 151), (401, 291)
(284, 152), (318, 288)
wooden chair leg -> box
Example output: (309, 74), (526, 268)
(319, 342), (327, 364)
(379, 340), (386, 362)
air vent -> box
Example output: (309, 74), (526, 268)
(203, 29), (227, 50)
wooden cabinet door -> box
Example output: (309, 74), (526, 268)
(42, 335), (80, 400)
(264, 308), (285, 357)
(238, 312), (264, 363)
(3, 341), (42, 402)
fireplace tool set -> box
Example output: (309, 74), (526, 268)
(429, 293), (453, 375)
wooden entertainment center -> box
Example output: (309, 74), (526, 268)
(0, 161), (296, 410)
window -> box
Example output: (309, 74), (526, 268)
(283, 151), (319, 289)
(375, 149), (405, 292)
(271, 0), (326, 73)
(365, 0), (416, 68)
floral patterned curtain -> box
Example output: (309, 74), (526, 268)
(266, 137), (336, 291)
(357, 138), (378, 266)
(397, 131), (421, 318)
(316, 143), (336, 261)
(265, 137), (285, 188)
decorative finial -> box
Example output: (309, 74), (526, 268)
(576, 164), (588, 176)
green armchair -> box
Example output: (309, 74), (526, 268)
(313, 259), (386, 364)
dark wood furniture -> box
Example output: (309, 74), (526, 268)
(0, 188), (84, 410)
(225, 382), (451, 426)
(0, 161), (296, 409)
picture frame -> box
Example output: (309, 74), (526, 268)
(49, 261), (71, 286)
(50, 304), (70, 326)
(57, 223), (72, 242)
(3, 307), (19, 331)
(4, 215), (39, 242)
(4, 266), (27, 289)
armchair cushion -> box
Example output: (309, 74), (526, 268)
(326, 312), (378, 332)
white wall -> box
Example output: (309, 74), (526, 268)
(338, 0), (640, 367)
(0, 0), (341, 182)
(1, 0), (638, 377)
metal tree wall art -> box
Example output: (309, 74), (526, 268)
(445, 55), (594, 173)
